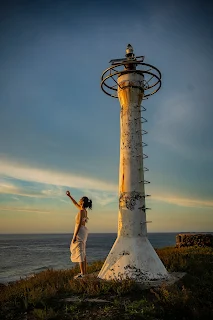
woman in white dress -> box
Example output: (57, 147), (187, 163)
(66, 191), (92, 279)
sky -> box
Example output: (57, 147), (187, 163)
(0, 0), (213, 233)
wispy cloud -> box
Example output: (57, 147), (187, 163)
(1, 159), (212, 210)
(151, 194), (213, 209)
(12, 196), (20, 201)
(0, 180), (44, 198)
(0, 158), (118, 206)
(0, 206), (50, 214)
(0, 158), (117, 193)
(59, 199), (70, 204)
(0, 177), (118, 206)
(82, 189), (117, 206)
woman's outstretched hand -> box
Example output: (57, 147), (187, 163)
(66, 191), (70, 197)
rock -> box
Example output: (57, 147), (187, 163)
(62, 296), (111, 303)
(175, 233), (213, 248)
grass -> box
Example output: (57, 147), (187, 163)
(0, 247), (213, 319)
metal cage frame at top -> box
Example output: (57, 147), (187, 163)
(100, 60), (162, 99)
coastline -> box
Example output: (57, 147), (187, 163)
(0, 232), (179, 284)
(1, 246), (213, 319)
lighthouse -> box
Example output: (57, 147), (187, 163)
(98, 45), (169, 281)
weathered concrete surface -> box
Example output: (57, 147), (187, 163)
(98, 236), (168, 280)
(98, 72), (169, 281)
(136, 272), (186, 289)
(73, 271), (186, 289)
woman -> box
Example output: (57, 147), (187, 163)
(66, 191), (92, 279)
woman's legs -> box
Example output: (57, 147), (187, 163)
(79, 258), (87, 275)
(79, 262), (85, 275)
(76, 242), (87, 276)
(84, 256), (87, 274)
(78, 257), (87, 275)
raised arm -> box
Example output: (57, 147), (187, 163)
(66, 191), (80, 209)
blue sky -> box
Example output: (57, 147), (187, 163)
(0, 0), (213, 233)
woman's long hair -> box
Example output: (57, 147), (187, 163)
(81, 197), (92, 210)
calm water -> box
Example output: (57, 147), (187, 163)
(0, 233), (177, 283)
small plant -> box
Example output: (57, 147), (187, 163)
(33, 307), (57, 319)
(1, 247), (213, 319)
(33, 308), (47, 320)
(124, 299), (156, 318)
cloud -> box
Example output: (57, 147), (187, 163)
(0, 180), (73, 200)
(12, 197), (20, 201)
(0, 158), (118, 206)
(151, 194), (213, 209)
(1, 158), (212, 210)
(0, 176), (118, 207)
(59, 199), (70, 203)
(82, 189), (118, 206)
(0, 180), (45, 198)
(0, 158), (117, 193)
(0, 206), (50, 214)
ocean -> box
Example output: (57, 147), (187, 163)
(0, 233), (177, 284)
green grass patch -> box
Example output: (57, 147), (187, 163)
(1, 247), (213, 319)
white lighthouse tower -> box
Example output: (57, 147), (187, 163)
(98, 45), (169, 281)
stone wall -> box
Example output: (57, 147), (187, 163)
(176, 233), (213, 248)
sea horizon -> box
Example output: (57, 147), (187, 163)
(1, 231), (212, 235)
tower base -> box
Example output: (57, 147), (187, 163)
(98, 236), (169, 281)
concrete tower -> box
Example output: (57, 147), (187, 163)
(98, 45), (169, 281)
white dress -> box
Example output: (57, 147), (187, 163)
(70, 213), (88, 263)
